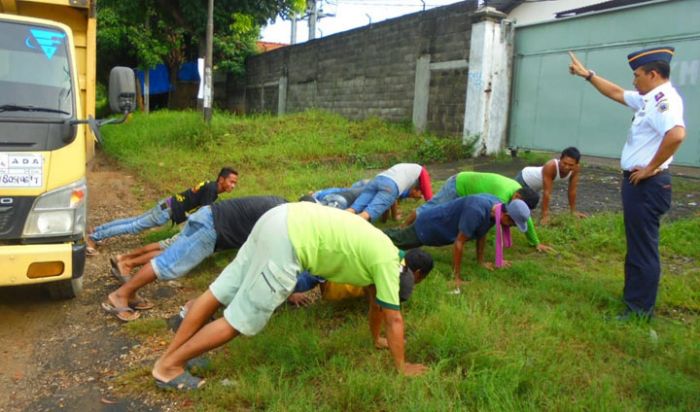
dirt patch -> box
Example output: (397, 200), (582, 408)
(0, 153), (192, 412)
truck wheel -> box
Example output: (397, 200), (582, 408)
(46, 277), (84, 299)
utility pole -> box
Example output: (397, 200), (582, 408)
(203, 0), (214, 124)
(290, 16), (297, 44)
(307, 0), (318, 40)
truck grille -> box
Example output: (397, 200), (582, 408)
(0, 197), (34, 239)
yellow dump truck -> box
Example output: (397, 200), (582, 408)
(0, 0), (135, 298)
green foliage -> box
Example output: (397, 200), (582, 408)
(105, 110), (700, 410)
(97, 0), (300, 82)
(415, 134), (477, 163)
(101, 110), (431, 199)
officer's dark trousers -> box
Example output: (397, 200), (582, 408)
(621, 171), (671, 314)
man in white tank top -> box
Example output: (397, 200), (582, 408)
(514, 147), (585, 225)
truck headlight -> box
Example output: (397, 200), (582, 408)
(23, 179), (87, 237)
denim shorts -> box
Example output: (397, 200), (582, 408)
(348, 175), (399, 221)
(209, 204), (301, 336)
(151, 206), (217, 280)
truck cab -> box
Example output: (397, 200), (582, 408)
(0, 1), (134, 298)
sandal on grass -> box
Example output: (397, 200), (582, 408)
(101, 300), (140, 322)
(128, 295), (155, 311)
(155, 371), (205, 391)
(110, 267), (129, 284)
(186, 356), (212, 372)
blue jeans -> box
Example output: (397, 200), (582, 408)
(320, 193), (350, 209)
(294, 271), (325, 293)
(416, 174), (458, 215)
(151, 206), (217, 280)
(90, 199), (171, 242)
(349, 175), (399, 221)
(514, 171), (529, 188)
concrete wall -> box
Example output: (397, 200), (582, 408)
(243, 1), (479, 137)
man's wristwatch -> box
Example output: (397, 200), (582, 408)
(585, 70), (596, 81)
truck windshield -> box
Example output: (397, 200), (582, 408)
(0, 21), (73, 119)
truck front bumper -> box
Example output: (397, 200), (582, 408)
(0, 242), (85, 287)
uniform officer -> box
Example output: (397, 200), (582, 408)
(568, 47), (686, 320)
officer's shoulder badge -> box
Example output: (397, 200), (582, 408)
(658, 101), (669, 113)
(654, 91), (665, 102)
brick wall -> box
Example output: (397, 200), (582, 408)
(242, 1), (477, 137)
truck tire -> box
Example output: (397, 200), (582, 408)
(46, 277), (84, 299)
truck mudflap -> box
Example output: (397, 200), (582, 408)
(0, 242), (80, 287)
(72, 242), (86, 279)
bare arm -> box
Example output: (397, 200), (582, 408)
(382, 307), (426, 376)
(568, 167), (584, 215)
(569, 51), (626, 105)
(403, 210), (417, 227)
(540, 161), (556, 224)
(452, 232), (469, 284)
(475, 235), (486, 266)
(366, 286), (384, 347)
(630, 126), (686, 185)
(367, 287), (426, 375)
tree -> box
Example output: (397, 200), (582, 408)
(97, 0), (305, 106)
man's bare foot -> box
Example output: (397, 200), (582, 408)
(152, 358), (187, 383)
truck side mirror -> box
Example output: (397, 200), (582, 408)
(108, 67), (136, 114)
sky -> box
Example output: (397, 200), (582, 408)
(261, 0), (472, 44)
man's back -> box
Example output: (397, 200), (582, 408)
(414, 194), (499, 246)
(455, 172), (519, 201)
(211, 196), (287, 250)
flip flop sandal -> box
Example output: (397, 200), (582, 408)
(186, 356), (212, 372)
(109, 257), (119, 270)
(86, 246), (100, 256)
(155, 371), (205, 391)
(110, 267), (129, 284)
(101, 301), (140, 322)
(128, 296), (155, 311)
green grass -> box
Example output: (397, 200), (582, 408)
(104, 110), (700, 411)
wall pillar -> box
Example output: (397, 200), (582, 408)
(412, 54), (431, 133)
(278, 75), (288, 115)
(463, 7), (513, 155)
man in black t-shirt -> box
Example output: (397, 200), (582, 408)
(87, 167), (238, 254)
(102, 196), (287, 321)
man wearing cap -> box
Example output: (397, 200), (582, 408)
(384, 194), (531, 287)
(151, 202), (434, 390)
(569, 47), (686, 320)
(402, 171), (551, 252)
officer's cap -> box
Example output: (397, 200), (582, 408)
(627, 46), (674, 70)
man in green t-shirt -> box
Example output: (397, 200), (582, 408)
(403, 171), (553, 252)
(151, 202), (434, 390)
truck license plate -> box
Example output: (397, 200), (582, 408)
(0, 153), (43, 188)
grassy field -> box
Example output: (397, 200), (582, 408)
(102, 110), (699, 411)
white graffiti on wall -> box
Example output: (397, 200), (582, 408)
(672, 59), (700, 86)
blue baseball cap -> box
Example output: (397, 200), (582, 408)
(627, 46), (674, 71)
(504, 199), (530, 232)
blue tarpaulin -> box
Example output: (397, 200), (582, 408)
(136, 64), (172, 95)
(136, 61), (200, 95)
